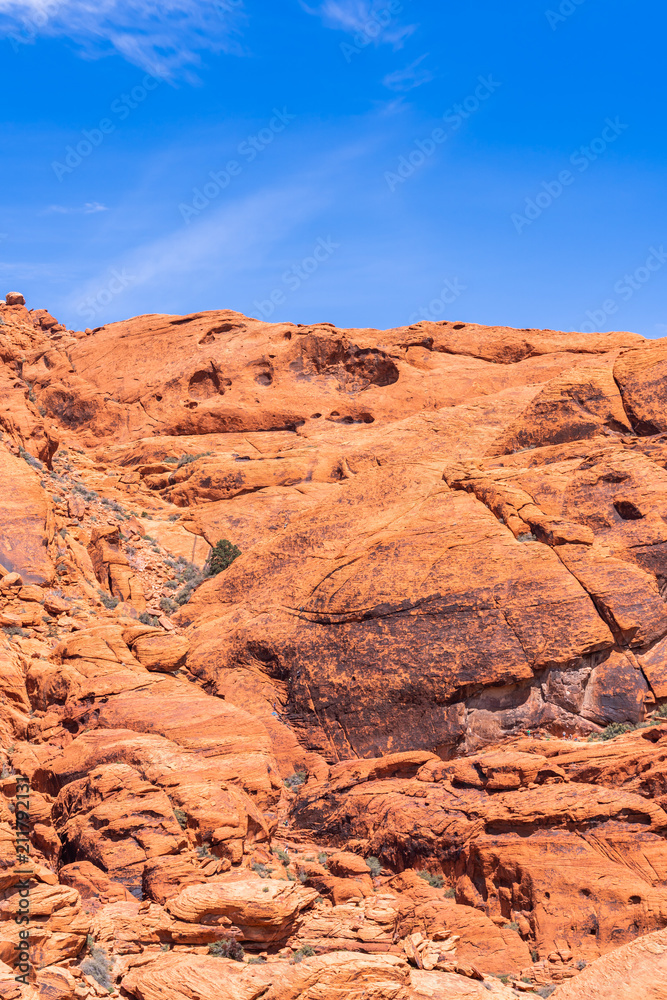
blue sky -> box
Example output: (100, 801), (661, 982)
(1, 0), (666, 336)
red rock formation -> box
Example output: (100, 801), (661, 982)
(2, 297), (667, 995)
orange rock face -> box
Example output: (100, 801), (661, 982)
(2, 298), (667, 996)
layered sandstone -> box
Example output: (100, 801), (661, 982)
(1, 296), (667, 996)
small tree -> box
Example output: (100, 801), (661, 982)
(206, 539), (242, 577)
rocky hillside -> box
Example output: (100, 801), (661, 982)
(0, 291), (666, 998)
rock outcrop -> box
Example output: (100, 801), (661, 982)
(1, 295), (667, 996)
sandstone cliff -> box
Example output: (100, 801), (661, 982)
(0, 293), (666, 996)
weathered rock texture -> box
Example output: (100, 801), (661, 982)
(1, 297), (667, 996)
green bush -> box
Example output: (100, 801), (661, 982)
(206, 539), (242, 577)
(209, 939), (244, 961)
(81, 942), (113, 990)
(284, 770), (307, 790)
(19, 446), (44, 471)
(598, 721), (635, 741)
(418, 871), (444, 888)
(318, 852), (328, 867)
(293, 945), (315, 964)
(173, 807), (187, 829)
(160, 596), (177, 614)
(276, 849), (290, 865)
(99, 592), (119, 610)
(365, 857), (382, 877)
(2, 625), (28, 638)
(251, 861), (270, 878)
(177, 452), (212, 468)
(139, 612), (160, 626)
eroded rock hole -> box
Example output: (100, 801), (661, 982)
(188, 368), (225, 399)
(614, 500), (644, 520)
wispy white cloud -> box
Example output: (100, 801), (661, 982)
(0, 0), (245, 79)
(301, 0), (417, 50)
(383, 53), (433, 92)
(61, 133), (378, 321)
(44, 201), (108, 214)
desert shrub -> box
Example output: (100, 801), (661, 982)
(536, 988), (557, 999)
(209, 939), (244, 961)
(247, 956), (267, 964)
(530, 948), (539, 962)
(444, 886), (455, 898)
(205, 539), (242, 577)
(160, 596), (177, 614)
(73, 483), (98, 500)
(177, 452), (211, 468)
(163, 456), (179, 464)
(365, 857), (381, 877)
(164, 579), (179, 590)
(318, 852), (328, 867)
(251, 862), (270, 878)
(173, 807), (187, 829)
(175, 583), (197, 605)
(276, 849), (290, 865)
(284, 770), (307, 790)
(418, 871), (444, 888)
(81, 942), (113, 990)
(139, 612), (160, 626)
(180, 562), (202, 582)
(517, 532), (537, 543)
(196, 842), (212, 858)
(505, 921), (520, 932)
(597, 722), (635, 741)
(98, 592), (119, 610)
(18, 446), (44, 471)
(101, 497), (126, 515)
(2, 626), (28, 638)
(293, 945), (315, 964)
